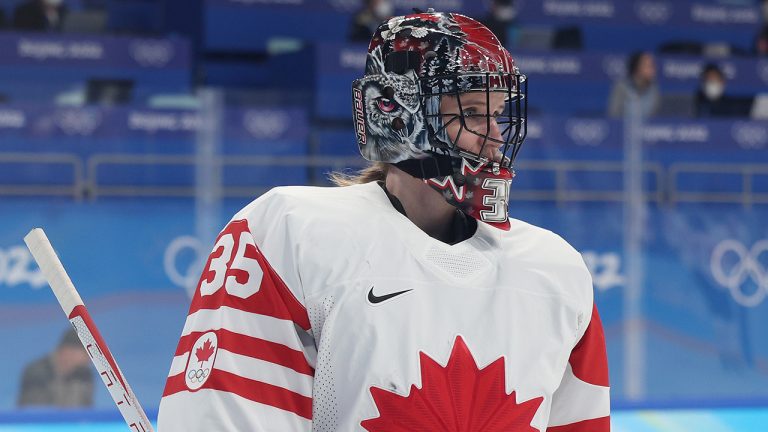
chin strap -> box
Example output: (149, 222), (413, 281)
(394, 154), (454, 179)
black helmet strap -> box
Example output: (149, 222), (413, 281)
(394, 154), (454, 179)
(385, 50), (422, 75)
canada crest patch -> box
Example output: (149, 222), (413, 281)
(184, 331), (218, 391)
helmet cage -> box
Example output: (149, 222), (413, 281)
(351, 11), (529, 231)
(422, 70), (528, 171)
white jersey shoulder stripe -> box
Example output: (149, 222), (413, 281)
(214, 348), (313, 398)
(181, 306), (306, 353)
(169, 353), (188, 377)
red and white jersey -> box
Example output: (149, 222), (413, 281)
(158, 181), (610, 431)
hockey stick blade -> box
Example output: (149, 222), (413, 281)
(24, 228), (155, 432)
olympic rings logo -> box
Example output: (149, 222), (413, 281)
(164, 236), (205, 298)
(187, 368), (210, 383)
(710, 239), (768, 307)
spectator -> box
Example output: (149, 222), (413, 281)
(349, 0), (393, 43)
(17, 328), (93, 408)
(695, 63), (733, 117)
(482, 0), (517, 47)
(12, 0), (68, 32)
(608, 51), (659, 118)
(694, 63), (754, 117)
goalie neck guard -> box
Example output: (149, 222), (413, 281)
(351, 11), (528, 230)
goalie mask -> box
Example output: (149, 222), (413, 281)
(351, 11), (528, 230)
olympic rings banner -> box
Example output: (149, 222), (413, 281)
(0, 105), (308, 144)
(516, 0), (762, 27)
(711, 239), (768, 308)
(0, 33), (190, 69)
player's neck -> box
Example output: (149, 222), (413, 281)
(385, 167), (455, 242)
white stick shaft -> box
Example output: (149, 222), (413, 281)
(24, 228), (84, 316)
(24, 228), (155, 432)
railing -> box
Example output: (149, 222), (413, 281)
(512, 160), (665, 204)
(0, 153), (83, 199)
(669, 163), (768, 208)
(86, 154), (195, 199)
(85, 154), (364, 199)
(1, 152), (766, 207)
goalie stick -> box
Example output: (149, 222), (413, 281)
(24, 228), (155, 432)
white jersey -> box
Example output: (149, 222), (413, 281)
(158, 181), (610, 431)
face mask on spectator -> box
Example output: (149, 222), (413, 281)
(703, 81), (724, 100)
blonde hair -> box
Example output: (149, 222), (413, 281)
(328, 162), (389, 186)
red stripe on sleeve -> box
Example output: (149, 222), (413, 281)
(176, 329), (314, 376)
(548, 416), (610, 432)
(162, 373), (186, 397)
(207, 369), (312, 419)
(187, 220), (311, 331)
(260, 251), (311, 330)
(568, 304), (609, 387)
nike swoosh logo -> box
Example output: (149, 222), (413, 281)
(367, 286), (413, 304)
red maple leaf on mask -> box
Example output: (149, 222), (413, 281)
(361, 336), (543, 432)
(195, 339), (215, 365)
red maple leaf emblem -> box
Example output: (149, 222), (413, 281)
(195, 339), (215, 365)
(361, 336), (543, 432)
